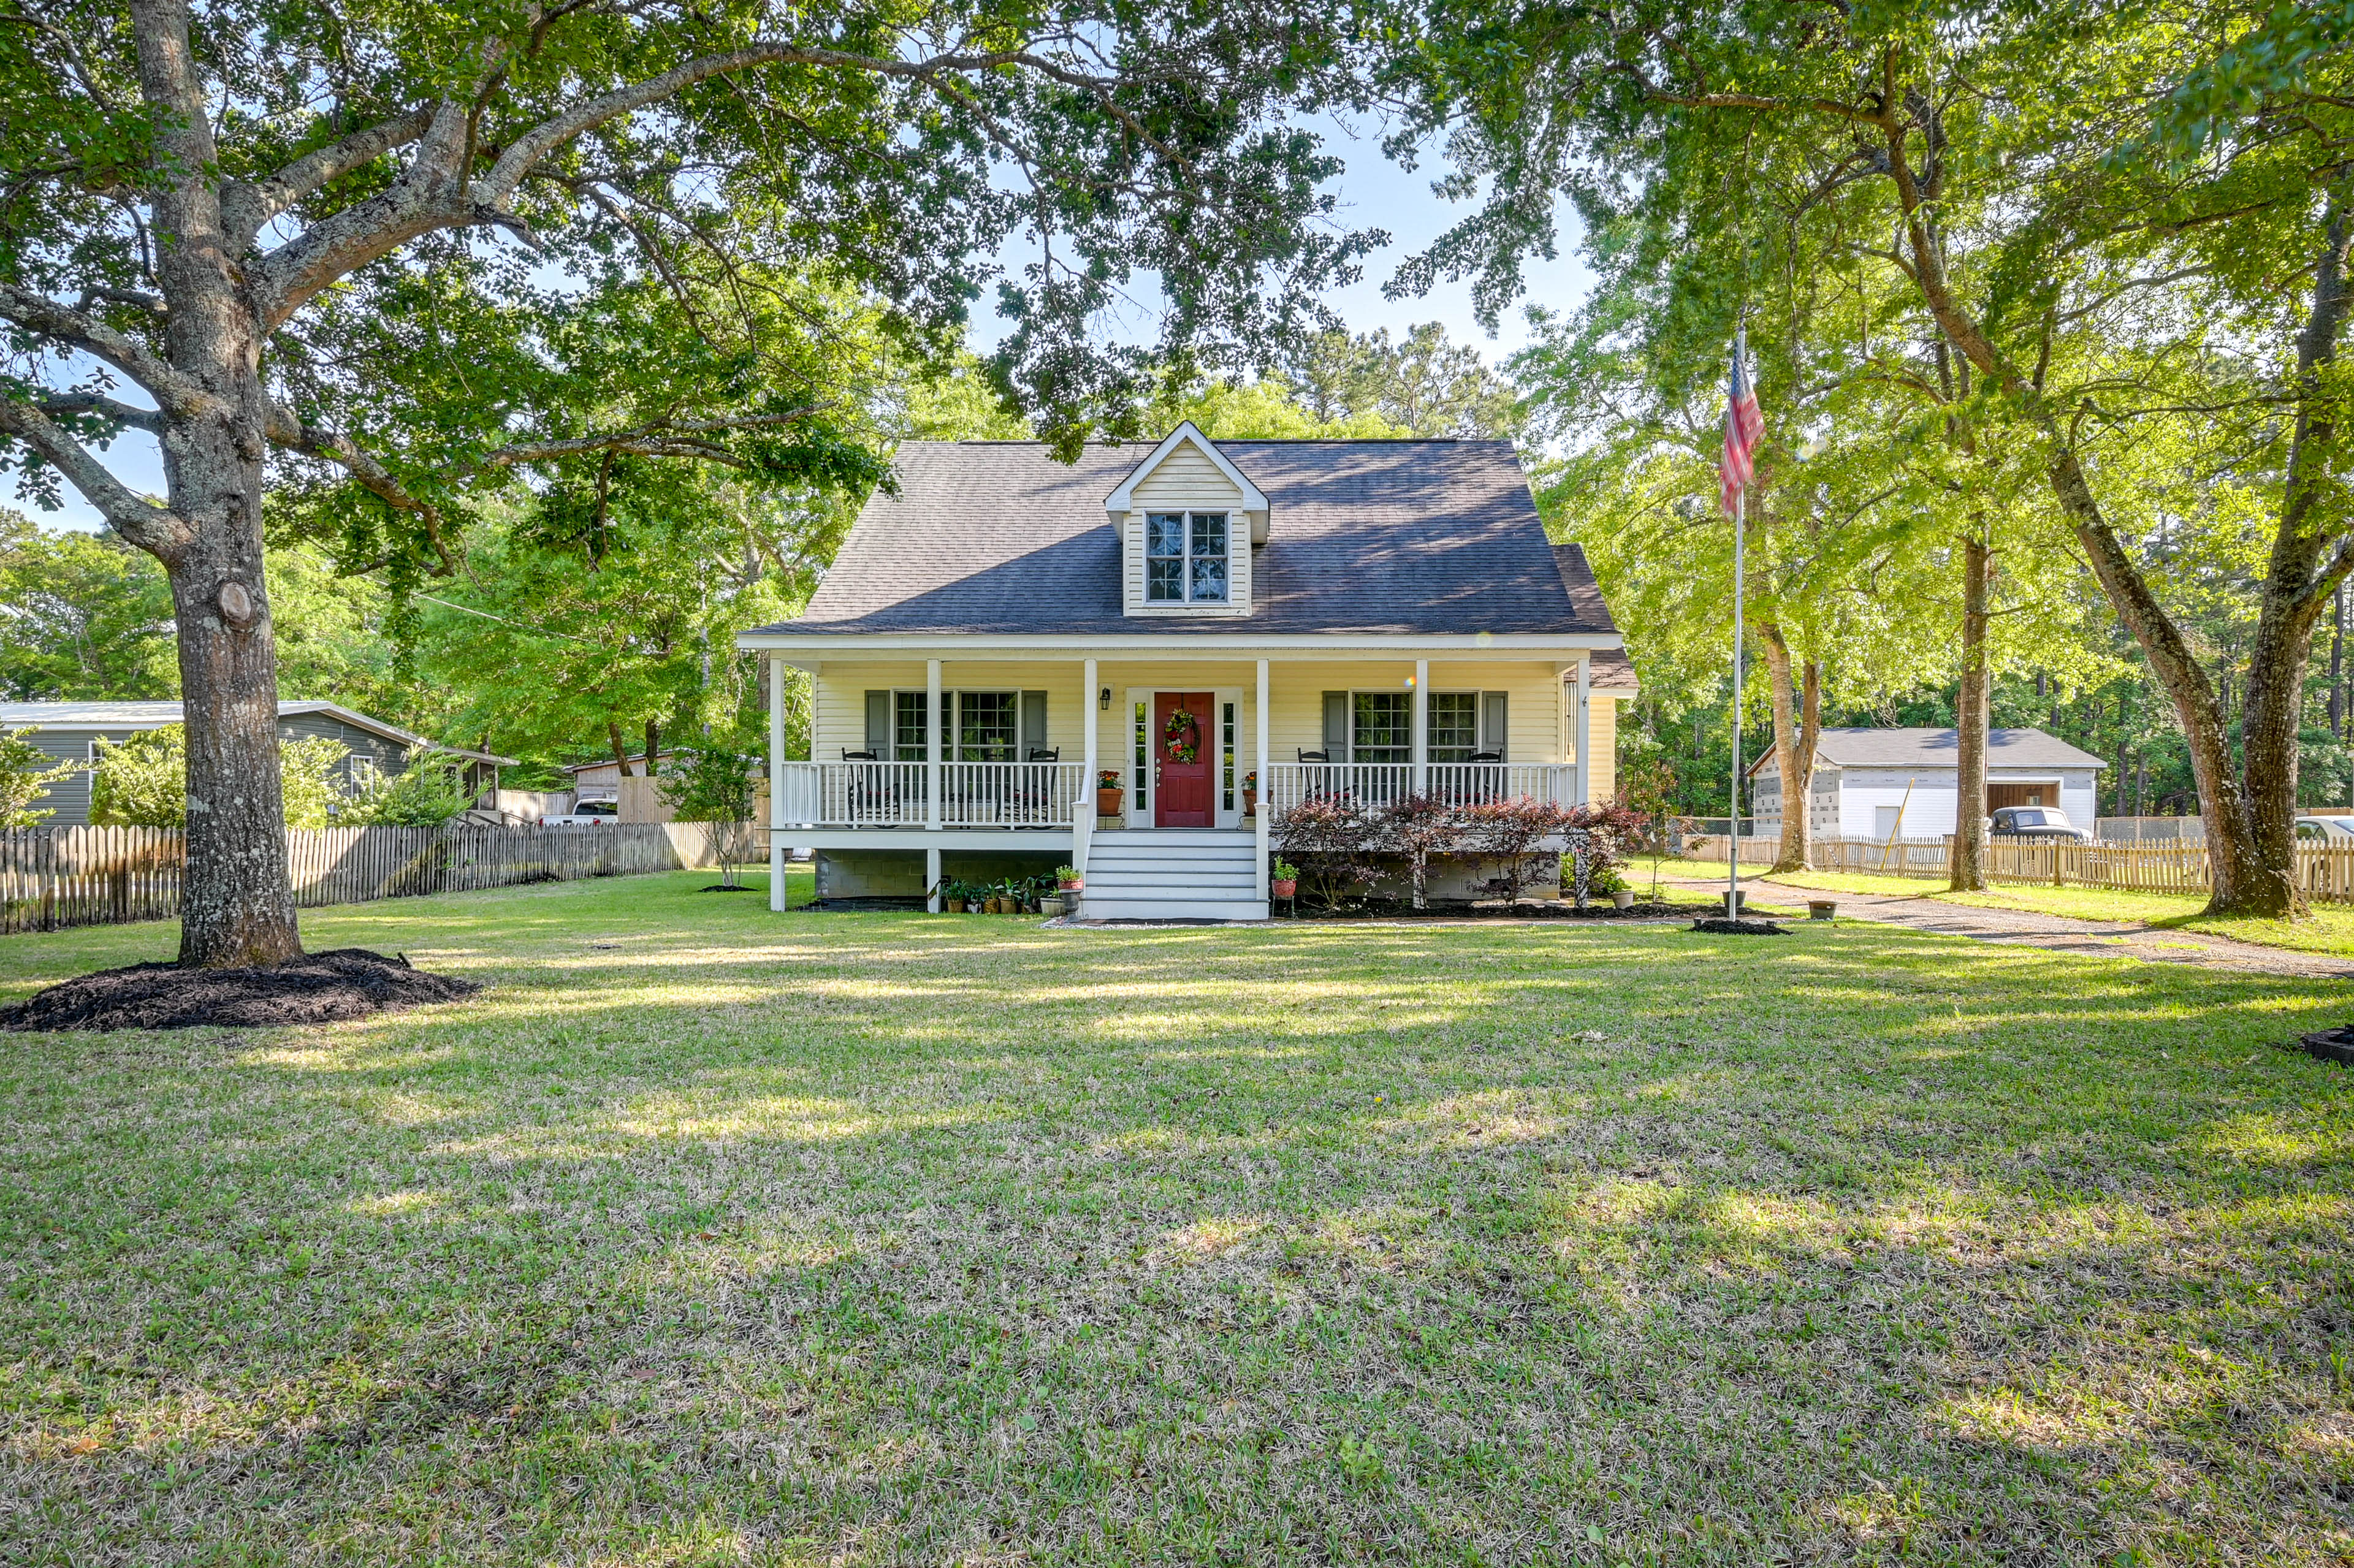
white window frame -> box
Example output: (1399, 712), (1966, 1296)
(1340, 688), (1498, 763)
(886, 688), (1021, 762)
(1143, 510), (1231, 604)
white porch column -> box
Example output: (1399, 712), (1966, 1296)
(1574, 653), (1593, 806)
(1079, 657), (1098, 876)
(767, 653), (787, 912)
(926, 658), (943, 831)
(1255, 658), (1270, 903)
(1412, 658), (1430, 796)
(926, 845), (942, 914)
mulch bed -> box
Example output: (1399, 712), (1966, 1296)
(0, 948), (480, 1033)
(1689, 917), (1790, 936)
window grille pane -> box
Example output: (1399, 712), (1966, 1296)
(957, 690), (1016, 761)
(1133, 700), (1148, 808)
(1146, 513), (1185, 557)
(894, 691), (929, 761)
(1147, 558), (1183, 601)
(1222, 701), (1235, 810)
(1189, 554), (1227, 601)
(1190, 512), (1227, 557)
(1352, 691), (1411, 763)
(1428, 692), (1478, 763)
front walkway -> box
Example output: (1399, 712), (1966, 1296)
(1664, 872), (2354, 981)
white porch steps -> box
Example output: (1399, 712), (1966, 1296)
(1078, 828), (1268, 921)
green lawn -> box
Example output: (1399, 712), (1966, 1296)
(4, 871), (2353, 1564)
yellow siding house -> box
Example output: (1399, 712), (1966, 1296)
(737, 424), (1634, 918)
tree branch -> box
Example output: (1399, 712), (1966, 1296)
(28, 390), (161, 431)
(219, 104), (437, 245)
(264, 403), (458, 575)
(0, 282), (217, 416)
(0, 395), (191, 555)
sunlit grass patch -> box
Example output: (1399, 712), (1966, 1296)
(2, 869), (2352, 1563)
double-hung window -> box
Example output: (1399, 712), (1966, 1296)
(949, 690), (1017, 762)
(1428, 693), (1479, 763)
(892, 692), (929, 761)
(1351, 692), (1411, 764)
(1146, 511), (1229, 603)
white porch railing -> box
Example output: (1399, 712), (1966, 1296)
(775, 761), (926, 828)
(771, 761), (1083, 828)
(1426, 763), (1579, 807)
(940, 761), (1084, 827)
(1262, 761), (1579, 818)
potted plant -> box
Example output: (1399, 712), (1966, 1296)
(1591, 867), (1635, 910)
(1242, 770), (1258, 817)
(942, 878), (967, 913)
(1097, 768), (1124, 819)
(1056, 864), (1083, 891)
(1270, 857), (1298, 901)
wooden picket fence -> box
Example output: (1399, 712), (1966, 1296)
(1683, 832), (2354, 902)
(0, 822), (745, 935)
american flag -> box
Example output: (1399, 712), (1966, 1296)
(1720, 325), (1764, 516)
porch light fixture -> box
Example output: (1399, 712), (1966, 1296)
(1099, 686), (1112, 709)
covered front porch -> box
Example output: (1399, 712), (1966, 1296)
(757, 649), (1608, 917)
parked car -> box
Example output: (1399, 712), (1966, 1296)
(537, 800), (620, 826)
(1989, 805), (2093, 842)
(2297, 816), (2354, 842)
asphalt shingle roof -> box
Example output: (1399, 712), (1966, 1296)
(0, 701), (517, 765)
(752, 440), (1615, 637)
(1809, 727), (2108, 771)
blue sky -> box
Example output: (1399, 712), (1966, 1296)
(24, 116), (1591, 532)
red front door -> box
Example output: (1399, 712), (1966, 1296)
(1154, 692), (1216, 828)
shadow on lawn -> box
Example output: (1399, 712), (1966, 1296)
(5, 900), (2353, 1563)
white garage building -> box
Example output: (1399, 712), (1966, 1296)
(1749, 727), (2107, 842)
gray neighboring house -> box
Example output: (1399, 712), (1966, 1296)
(1, 700), (516, 825)
(1748, 726), (2108, 841)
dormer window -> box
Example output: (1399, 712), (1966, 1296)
(1146, 511), (1229, 603)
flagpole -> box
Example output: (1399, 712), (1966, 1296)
(1729, 483), (1743, 913)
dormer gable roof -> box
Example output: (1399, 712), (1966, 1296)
(1103, 422), (1269, 537)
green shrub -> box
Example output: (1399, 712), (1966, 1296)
(353, 753), (474, 826)
(90, 724), (356, 829)
(0, 726), (80, 829)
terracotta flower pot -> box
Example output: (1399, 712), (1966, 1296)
(1270, 878), (1297, 899)
(1243, 789), (1257, 816)
(1097, 788), (1123, 817)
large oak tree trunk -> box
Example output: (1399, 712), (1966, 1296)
(1759, 623), (1819, 873)
(136, 0), (300, 967)
(2236, 200), (2354, 917)
(1891, 143), (2323, 919)
(1949, 533), (1990, 892)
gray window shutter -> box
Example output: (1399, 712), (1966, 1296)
(864, 691), (890, 755)
(1480, 691), (1509, 759)
(1322, 691), (1349, 759)
(1021, 691), (1048, 756)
